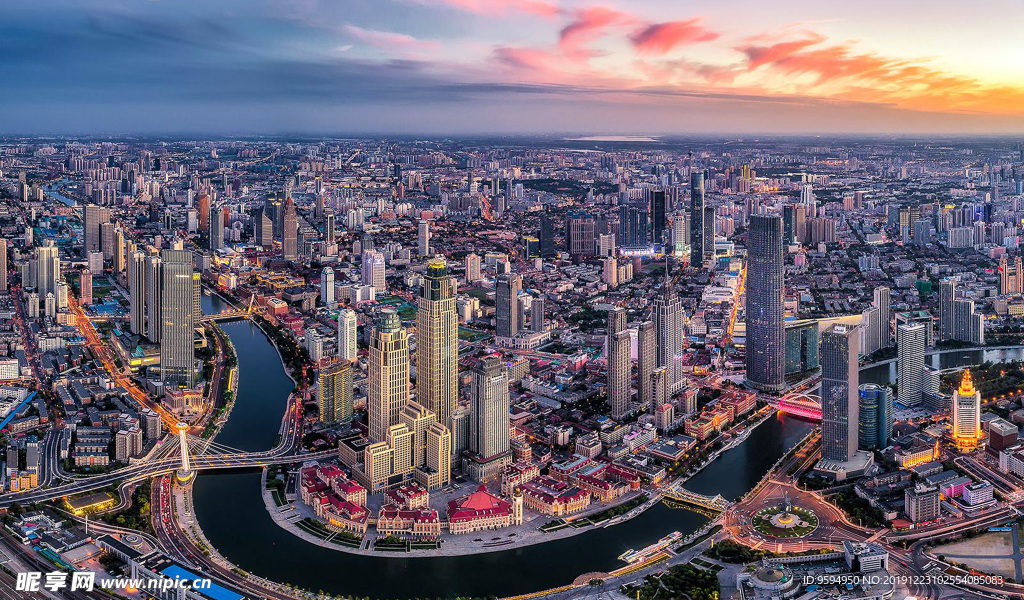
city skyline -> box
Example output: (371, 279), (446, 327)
(2, 1), (1024, 135)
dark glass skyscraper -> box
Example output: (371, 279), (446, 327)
(689, 172), (705, 266)
(857, 383), (892, 450)
(745, 214), (785, 392)
(821, 324), (859, 462)
(650, 189), (667, 245)
(539, 212), (556, 258)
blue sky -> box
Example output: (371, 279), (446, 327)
(2, 0), (1022, 135)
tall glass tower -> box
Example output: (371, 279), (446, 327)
(745, 214), (785, 392)
(821, 324), (859, 462)
(416, 259), (458, 431)
(159, 249), (196, 389)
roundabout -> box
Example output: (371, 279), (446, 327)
(751, 503), (819, 539)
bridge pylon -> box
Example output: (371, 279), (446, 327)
(174, 422), (196, 485)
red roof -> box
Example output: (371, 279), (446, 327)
(446, 486), (512, 522)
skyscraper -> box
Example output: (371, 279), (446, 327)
(36, 243), (60, 298)
(951, 370), (982, 451)
(745, 214), (785, 392)
(495, 273), (522, 339)
(0, 239), (7, 292)
(464, 253), (481, 283)
(857, 384), (892, 451)
(638, 320), (655, 410)
(362, 250), (386, 290)
(255, 207), (273, 248)
(651, 190), (667, 245)
(159, 249), (195, 389)
(320, 267), (335, 306)
(83, 204), (110, 257)
(282, 197), (298, 261)
(417, 220), (430, 256)
(79, 268), (92, 305)
(897, 323), (927, 406)
(873, 286), (891, 348)
(690, 172), (705, 266)
(821, 324), (859, 463)
(539, 212), (556, 258)
(607, 307), (631, 419)
(368, 309), (409, 444)
(416, 260), (458, 430)
(337, 309), (357, 361)
(129, 250), (146, 336)
(465, 356), (511, 482)
(318, 361), (353, 424)
(653, 260), (683, 386)
(564, 212), (595, 258)
(145, 255), (162, 343)
(938, 278), (956, 341)
(208, 204), (224, 251)
(531, 297), (545, 332)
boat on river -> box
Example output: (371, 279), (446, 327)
(617, 531), (682, 563)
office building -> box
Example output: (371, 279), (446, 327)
(418, 220), (430, 256)
(857, 384), (892, 451)
(83, 204), (110, 256)
(416, 260), (458, 429)
(282, 197), (298, 261)
(159, 249), (196, 389)
(821, 325), (860, 462)
(362, 250), (386, 291)
(897, 323), (927, 406)
(320, 267), (335, 306)
(539, 212), (556, 258)
(905, 484), (940, 523)
(873, 286), (891, 348)
(939, 279), (956, 341)
(145, 255), (162, 343)
(654, 260), (683, 386)
(951, 370), (982, 452)
(129, 250), (147, 336)
(79, 268), (92, 305)
(465, 253), (481, 283)
(368, 309), (410, 444)
(465, 356), (512, 482)
(637, 320), (655, 410)
(208, 204), (224, 251)
(651, 190), (667, 244)
(318, 361), (353, 424)
(495, 273), (522, 339)
(564, 213), (595, 258)
(607, 307), (631, 420)
(337, 309), (358, 361)
(690, 172), (706, 266)
(531, 297), (545, 332)
(36, 243), (60, 298)
(745, 214), (785, 392)
(255, 207), (273, 248)
(0, 239), (6, 292)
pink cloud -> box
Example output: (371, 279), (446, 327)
(344, 24), (440, 52)
(559, 6), (633, 60)
(413, 0), (560, 18)
(629, 19), (719, 55)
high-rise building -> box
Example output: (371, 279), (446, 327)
(638, 320), (655, 410)
(873, 287), (891, 348)
(938, 278), (956, 341)
(159, 249), (196, 389)
(362, 250), (386, 291)
(951, 370), (982, 451)
(897, 323), (927, 406)
(745, 214), (785, 392)
(651, 367), (669, 414)
(952, 298), (985, 345)
(651, 190), (667, 245)
(564, 213), (595, 258)
(83, 204), (110, 257)
(368, 309), (410, 444)
(129, 250), (146, 336)
(282, 197), (298, 261)
(0, 239), (7, 292)
(145, 255), (162, 343)
(531, 297), (545, 332)
(318, 361), (353, 424)
(858, 384), (892, 451)
(607, 308), (631, 419)
(464, 253), (481, 283)
(79, 268), (92, 305)
(208, 204), (224, 251)
(35, 243), (60, 298)
(416, 260), (458, 430)
(417, 220), (430, 257)
(320, 267), (335, 306)
(255, 207), (274, 248)
(539, 212), (557, 258)
(400, 401), (436, 469)
(337, 309), (358, 361)
(653, 261), (683, 386)
(422, 422), (452, 490)
(821, 324), (860, 463)
(689, 172), (705, 266)
(495, 273), (522, 339)
(465, 356), (511, 482)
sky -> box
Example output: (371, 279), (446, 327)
(2, 0), (1023, 136)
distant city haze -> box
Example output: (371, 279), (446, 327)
(2, 0), (1023, 134)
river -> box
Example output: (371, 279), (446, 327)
(192, 293), (1019, 598)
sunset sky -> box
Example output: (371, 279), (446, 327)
(2, 0), (1023, 135)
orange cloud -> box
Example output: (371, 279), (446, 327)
(630, 19), (719, 55)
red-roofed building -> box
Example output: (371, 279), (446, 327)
(520, 476), (591, 516)
(384, 482), (430, 509)
(446, 485), (523, 535)
(377, 505), (441, 540)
